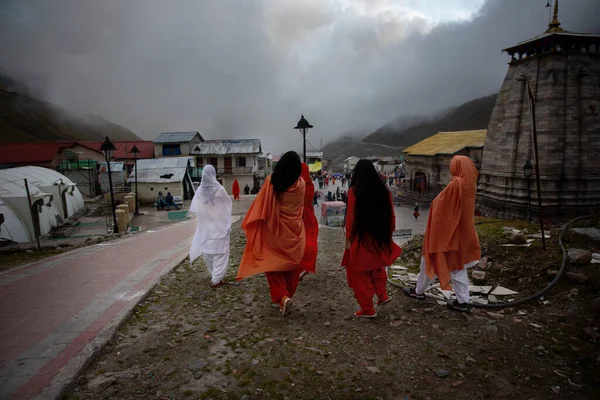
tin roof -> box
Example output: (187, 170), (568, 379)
(153, 131), (203, 144)
(403, 130), (487, 156)
(127, 156), (193, 184)
(191, 139), (261, 155)
(306, 151), (323, 158)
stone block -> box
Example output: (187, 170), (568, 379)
(124, 195), (135, 214)
(115, 209), (128, 232)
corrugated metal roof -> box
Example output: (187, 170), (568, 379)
(306, 151), (323, 158)
(403, 130), (487, 156)
(127, 156), (192, 183)
(191, 139), (261, 155)
(134, 156), (193, 170)
(153, 131), (202, 144)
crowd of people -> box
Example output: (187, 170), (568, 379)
(188, 152), (480, 317)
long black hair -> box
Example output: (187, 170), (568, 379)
(349, 159), (394, 252)
(271, 151), (301, 198)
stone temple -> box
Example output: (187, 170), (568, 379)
(478, 1), (600, 219)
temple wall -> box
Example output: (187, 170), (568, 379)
(478, 51), (600, 219)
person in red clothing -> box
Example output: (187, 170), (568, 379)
(232, 179), (240, 201)
(299, 163), (319, 280)
(237, 151), (305, 316)
(341, 159), (402, 318)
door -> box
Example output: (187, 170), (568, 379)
(224, 157), (232, 174)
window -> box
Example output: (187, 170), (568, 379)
(162, 144), (182, 156)
(208, 157), (218, 166)
(236, 157), (247, 167)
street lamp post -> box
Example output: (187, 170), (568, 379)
(523, 160), (533, 223)
(129, 145), (143, 215)
(294, 114), (314, 163)
(101, 136), (119, 234)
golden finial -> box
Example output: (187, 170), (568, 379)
(546, 0), (564, 33)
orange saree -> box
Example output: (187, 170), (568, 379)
(236, 175), (306, 280)
(422, 156), (481, 290)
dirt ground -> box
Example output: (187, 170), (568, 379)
(65, 218), (600, 400)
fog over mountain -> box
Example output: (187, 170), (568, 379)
(1, 0), (598, 152)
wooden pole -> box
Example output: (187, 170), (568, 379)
(24, 179), (41, 249)
(526, 81), (546, 250)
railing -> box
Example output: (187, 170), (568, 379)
(216, 167), (253, 175)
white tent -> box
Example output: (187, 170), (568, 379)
(0, 167), (85, 244)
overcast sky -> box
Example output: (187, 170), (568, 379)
(1, 0), (598, 152)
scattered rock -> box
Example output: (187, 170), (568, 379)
(188, 360), (208, 372)
(436, 369), (450, 378)
(115, 372), (135, 379)
(457, 363), (466, 370)
(26, 249), (34, 253)
(471, 271), (486, 281)
(252, 359), (259, 365)
(324, 321), (331, 326)
(465, 356), (476, 363)
(478, 257), (488, 269)
(366, 366), (381, 374)
(510, 233), (527, 245)
(583, 327), (600, 340)
(390, 320), (403, 327)
(591, 297), (600, 313)
(87, 376), (116, 389)
(567, 248), (592, 265)
(565, 272), (588, 284)
(165, 368), (177, 377)
(571, 227), (600, 242)
(316, 370), (324, 375)
(451, 380), (464, 387)
(488, 295), (498, 304)
(486, 312), (504, 320)
(484, 325), (498, 333)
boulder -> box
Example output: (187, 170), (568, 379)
(567, 248), (592, 265)
(510, 233), (528, 245)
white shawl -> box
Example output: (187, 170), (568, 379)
(189, 166), (232, 264)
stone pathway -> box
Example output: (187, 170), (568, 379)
(0, 220), (197, 399)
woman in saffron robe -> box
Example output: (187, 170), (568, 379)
(232, 179), (241, 202)
(237, 151), (305, 316)
(403, 156), (481, 312)
(189, 165), (232, 288)
(342, 160), (402, 318)
(299, 163), (319, 280)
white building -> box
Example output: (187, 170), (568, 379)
(153, 131), (204, 158)
(191, 139), (262, 194)
(127, 157), (195, 203)
(0, 167), (85, 244)
(343, 156), (360, 173)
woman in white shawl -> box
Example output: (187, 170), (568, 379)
(189, 165), (232, 288)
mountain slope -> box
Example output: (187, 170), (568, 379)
(0, 84), (140, 143)
(363, 94), (497, 147)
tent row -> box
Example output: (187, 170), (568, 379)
(0, 167), (85, 244)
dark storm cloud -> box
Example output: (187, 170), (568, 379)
(0, 0), (598, 152)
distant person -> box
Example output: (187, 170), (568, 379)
(342, 160), (401, 318)
(299, 162), (319, 280)
(156, 191), (166, 210)
(313, 192), (318, 206)
(324, 176), (329, 187)
(403, 156), (481, 313)
(232, 179), (240, 202)
(336, 186), (341, 201)
(164, 192), (180, 211)
(189, 165), (232, 288)
(244, 184), (251, 195)
(237, 151), (306, 316)
(413, 203), (420, 220)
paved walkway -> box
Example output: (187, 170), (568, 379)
(0, 219), (197, 399)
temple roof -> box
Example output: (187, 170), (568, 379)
(403, 130), (486, 156)
(503, 0), (600, 57)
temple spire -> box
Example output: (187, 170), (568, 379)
(546, 0), (564, 33)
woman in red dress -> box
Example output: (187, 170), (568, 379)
(342, 160), (402, 318)
(299, 163), (319, 279)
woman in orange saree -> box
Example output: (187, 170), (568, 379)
(237, 151), (306, 316)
